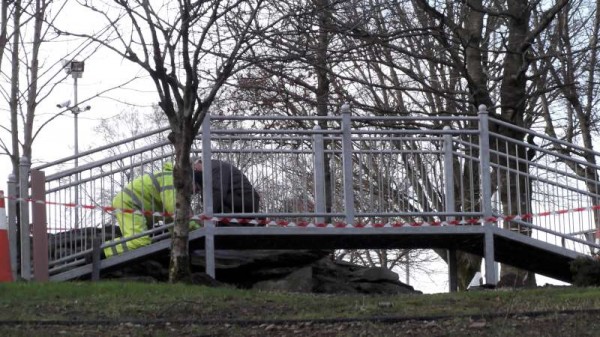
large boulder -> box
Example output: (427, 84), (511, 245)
(191, 249), (420, 294)
(253, 266), (314, 292)
(49, 227), (421, 294)
(99, 249), (421, 294)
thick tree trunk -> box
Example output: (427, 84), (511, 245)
(496, 0), (536, 287)
(314, 0), (333, 219)
(168, 120), (196, 283)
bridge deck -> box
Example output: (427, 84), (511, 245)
(51, 226), (582, 284)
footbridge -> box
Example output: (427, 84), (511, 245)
(4, 105), (600, 291)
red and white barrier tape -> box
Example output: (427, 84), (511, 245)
(2, 194), (600, 233)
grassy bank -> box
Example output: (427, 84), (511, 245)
(1, 282), (600, 336)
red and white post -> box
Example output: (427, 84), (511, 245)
(0, 190), (13, 282)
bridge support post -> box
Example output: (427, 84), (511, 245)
(202, 115), (216, 278)
(448, 249), (458, 292)
(484, 227), (496, 285)
(91, 239), (101, 281)
(30, 169), (48, 281)
(478, 105), (498, 286)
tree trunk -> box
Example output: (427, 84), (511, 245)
(168, 122), (197, 283)
(496, 0), (536, 287)
(314, 0), (333, 220)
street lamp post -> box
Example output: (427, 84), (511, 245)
(65, 60), (85, 160)
(63, 60), (87, 229)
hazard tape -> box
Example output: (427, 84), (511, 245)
(2, 194), (600, 234)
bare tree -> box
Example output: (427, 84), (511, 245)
(325, 0), (570, 288)
(254, 0), (598, 290)
(1, 0), (49, 175)
(532, 0), (600, 232)
(0, 1), (111, 175)
(56, 0), (268, 282)
(334, 0), (570, 288)
(225, 0), (455, 285)
(0, 0), (78, 254)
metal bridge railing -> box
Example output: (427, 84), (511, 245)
(6, 105), (600, 282)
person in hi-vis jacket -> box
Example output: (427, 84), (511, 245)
(104, 158), (260, 258)
(104, 161), (201, 258)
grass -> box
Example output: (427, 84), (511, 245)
(1, 282), (600, 336)
(1, 282), (600, 321)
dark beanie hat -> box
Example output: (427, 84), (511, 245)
(191, 156), (202, 184)
(194, 169), (203, 186)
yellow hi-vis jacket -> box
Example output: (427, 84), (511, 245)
(104, 162), (199, 258)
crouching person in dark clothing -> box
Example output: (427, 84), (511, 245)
(192, 158), (262, 226)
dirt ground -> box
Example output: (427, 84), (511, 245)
(2, 309), (599, 336)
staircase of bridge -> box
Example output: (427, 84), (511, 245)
(9, 105), (600, 286)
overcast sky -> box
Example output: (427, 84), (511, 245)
(0, 47), (158, 186)
(0, 2), (155, 184)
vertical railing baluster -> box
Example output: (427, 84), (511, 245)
(313, 125), (326, 225)
(341, 103), (355, 225)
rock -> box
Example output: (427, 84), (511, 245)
(112, 276), (158, 283)
(497, 272), (535, 289)
(192, 249), (330, 270)
(313, 276), (359, 294)
(47, 224), (121, 257)
(570, 257), (600, 286)
(145, 250), (421, 294)
(192, 249), (330, 288)
(350, 266), (399, 282)
(50, 227), (421, 295)
(353, 281), (415, 294)
(310, 256), (419, 294)
(190, 272), (223, 287)
(103, 259), (169, 281)
(253, 266), (314, 292)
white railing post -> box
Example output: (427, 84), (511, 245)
(201, 115), (216, 278)
(478, 105), (497, 286)
(340, 103), (355, 225)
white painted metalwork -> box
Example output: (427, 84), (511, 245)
(8, 105), (600, 285)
